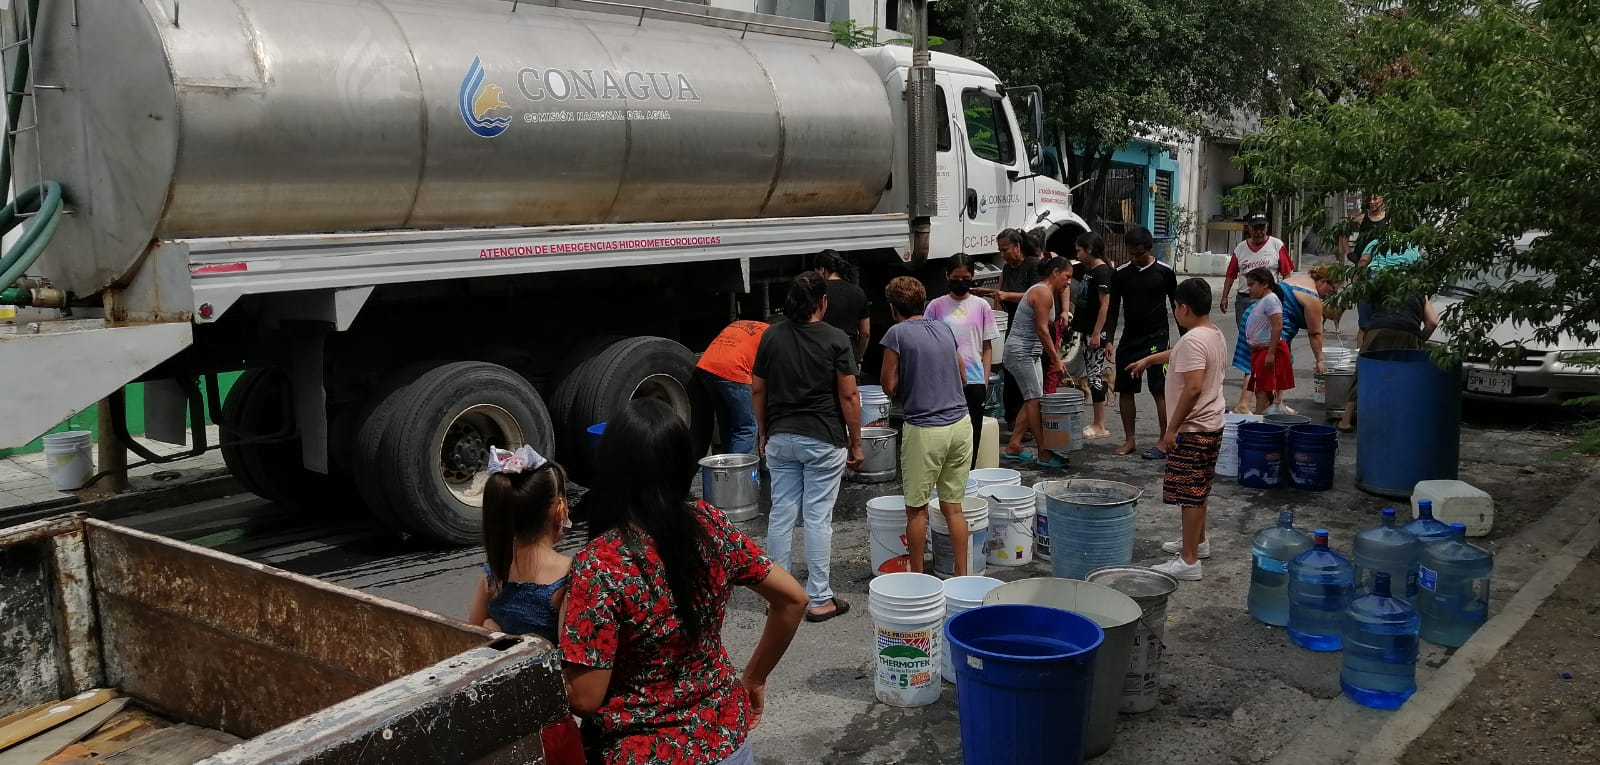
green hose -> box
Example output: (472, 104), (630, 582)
(0, 0), (61, 299)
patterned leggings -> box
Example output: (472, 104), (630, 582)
(1081, 332), (1111, 403)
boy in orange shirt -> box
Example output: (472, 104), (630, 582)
(695, 319), (770, 455)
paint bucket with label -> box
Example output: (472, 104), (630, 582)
(940, 575), (1005, 685)
(867, 495), (911, 577)
(1032, 480), (1067, 563)
(869, 572), (946, 707)
(1217, 412), (1262, 478)
(929, 497), (990, 578)
(978, 485), (1036, 567)
(1086, 566), (1179, 714)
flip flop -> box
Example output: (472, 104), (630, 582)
(805, 597), (852, 623)
(1002, 450), (1034, 462)
(1142, 447), (1168, 460)
(1035, 455), (1070, 469)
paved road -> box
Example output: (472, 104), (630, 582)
(115, 281), (1596, 765)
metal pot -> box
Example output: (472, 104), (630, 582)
(1323, 365), (1357, 420)
(846, 427), (899, 484)
(698, 454), (761, 522)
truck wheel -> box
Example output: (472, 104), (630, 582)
(376, 361), (555, 545)
(349, 364), (433, 527)
(550, 336), (712, 484)
(219, 368), (332, 506)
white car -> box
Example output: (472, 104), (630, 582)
(1430, 236), (1600, 406)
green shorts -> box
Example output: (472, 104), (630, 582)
(901, 416), (974, 508)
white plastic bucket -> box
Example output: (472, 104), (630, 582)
(928, 497), (990, 578)
(974, 416), (1001, 469)
(940, 576), (1004, 685)
(969, 467), (1021, 490)
(1217, 412), (1261, 478)
(866, 495), (911, 577)
(868, 572), (946, 707)
(979, 485), (1037, 567)
(859, 385), (892, 428)
(42, 430), (94, 491)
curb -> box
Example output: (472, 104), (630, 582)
(0, 468), (244, 528)
(1356, 485), (1600, 763)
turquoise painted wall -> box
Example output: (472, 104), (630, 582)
(1109, 139), (1182, 235)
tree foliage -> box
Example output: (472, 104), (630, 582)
(934, 0), (1357, 221)
(1234, 0), (1600, 367)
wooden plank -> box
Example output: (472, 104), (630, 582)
(0, 701), (58, 734)
(0, 697), (128, 765)
(0, 690), (115, 752)
(98, 725), (239, 765)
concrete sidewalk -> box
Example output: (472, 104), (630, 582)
(0, 424), (227, 510)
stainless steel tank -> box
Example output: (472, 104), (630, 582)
(17, 0), (895, 293)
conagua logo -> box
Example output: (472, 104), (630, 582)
(459, 57), (512, 138)
(460, 56), (701, 137)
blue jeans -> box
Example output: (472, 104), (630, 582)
(763, 432), (846, 608)
(697, 370), (757, 455)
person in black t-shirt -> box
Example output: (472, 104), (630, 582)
(753, 271), (863, 621)
(1341, 194), (1388, 264)
(816, 249), (871, 370)
(1072, 231), (1116, 439)
(1107, 226), (1179, 458)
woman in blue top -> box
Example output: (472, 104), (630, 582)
(467, 445), (573, 643)
(1230, 265), (1340, 413)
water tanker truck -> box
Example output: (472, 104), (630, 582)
(0, 0), (1088, 543)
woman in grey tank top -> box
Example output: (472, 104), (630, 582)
(1002, 258), (1073, 467)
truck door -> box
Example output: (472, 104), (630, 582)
(929, 78), (964, 262)
(955, 85), (1028, 254)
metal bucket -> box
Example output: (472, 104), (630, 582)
(846, 427), (899, 484)
(1086, 566), (1179, 714)
(983, 578), (1143, 758)
(1323, 365), (1356, 420)
(698, 454), (761, 522)
(1044, 479), (1144, 579)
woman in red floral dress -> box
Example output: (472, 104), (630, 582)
(562, 399), (809, 765)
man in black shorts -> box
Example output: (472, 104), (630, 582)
(1107, 225), (1178, 458)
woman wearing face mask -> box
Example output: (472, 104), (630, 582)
(926, 253), (1001, 466)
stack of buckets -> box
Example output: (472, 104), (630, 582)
(868, 572), (946, 707)
(977, 485), (1037, 567)
(993, 313), (1009, 366)
(859, 385), (892, 427)
(1040, 390), (1086, 454)
(1237, 418), (1339, 491)
(939, 576), (1004, 686)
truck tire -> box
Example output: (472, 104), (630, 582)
(349, 364), (434, 528)
(550, 336), (712, 485)
(219, 368), (333, 506)
(376, 361), (555, 545)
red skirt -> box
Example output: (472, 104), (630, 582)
(1247, 340), (1296, 392)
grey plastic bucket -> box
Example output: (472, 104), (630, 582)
(983, 578), (1143, 758)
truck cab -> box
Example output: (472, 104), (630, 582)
(860, 46), (1086, 261)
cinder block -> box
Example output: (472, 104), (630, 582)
(1411, 480), (1494, 537)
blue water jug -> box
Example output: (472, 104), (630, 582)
(1399, 499), (1452, 544)
(1340, 571), (1420, 709)
(1354, 508), (1422, 602)
(1248, 510), (1314, 627)
(1287, 528), (1354, 651)
(1417, 523), (1494, 647)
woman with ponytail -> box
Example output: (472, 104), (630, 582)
(562, 399), (808, 765)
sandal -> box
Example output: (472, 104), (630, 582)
(1142, 447), (1168, 460)
(805, 597), (852, 623)
(1035, 455), (1070, 469)
(1002, 450), (1034, 462)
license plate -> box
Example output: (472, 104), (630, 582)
(1466, 368), (1515, 395)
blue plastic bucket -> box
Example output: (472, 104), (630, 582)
(1356, 349), (1462, 498)
(1287, 424), (1339, 491)
(1043, 479), (1143, 580)
(1237, 422), (1289, 489)
(586, 423), (606, 457)
(947, 604), (1105, 765)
